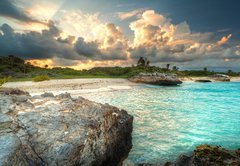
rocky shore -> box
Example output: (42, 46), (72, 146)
(0, 88), (133, 166)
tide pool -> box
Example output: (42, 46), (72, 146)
(81, 82), (240, 164)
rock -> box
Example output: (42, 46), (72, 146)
(0, 134), (28, 166)
(129, 73), (182, 86)
(40, 92), (54, 98)
(0, 88), (29, 96)
(195, 79), (212, 83)
(211, 74), (230, 82)
(0, 89), (133, 166)
(0, 113), (12, 128)
(167, 145), (240, 166)
(135, 145), (240, 166)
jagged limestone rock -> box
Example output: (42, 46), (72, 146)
(0, 88), (133, 166)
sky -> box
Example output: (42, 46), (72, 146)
(0, 0), (240, 71)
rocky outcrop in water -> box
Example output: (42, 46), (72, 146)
(173, 145), (240, 166)
(131, 145), (240, 166)
(0, 88), (133, 166)
(211, 74), (231, 82)
(129, 73), (182, 86)
(195, 79), (212, 83)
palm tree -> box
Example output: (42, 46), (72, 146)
(137, 57), (145, 67)
(166, 64), (170, 70)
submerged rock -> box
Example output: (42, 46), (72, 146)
(0, 88), (133, 166)
(129, 73), (182, 86)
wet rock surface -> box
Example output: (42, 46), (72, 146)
(0, 88), (133, 166)
(129, 73), (182, 86)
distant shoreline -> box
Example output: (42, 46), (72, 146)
(180, 76), (240, 82)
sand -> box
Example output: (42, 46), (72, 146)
(3, 78), (138, 97)
(3, 77), (240, 97)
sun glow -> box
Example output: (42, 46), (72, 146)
(26, 59), (130, 70)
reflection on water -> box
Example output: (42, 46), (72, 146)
(81, 82), (240, 164)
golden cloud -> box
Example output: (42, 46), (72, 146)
(217, 34), (232, 46)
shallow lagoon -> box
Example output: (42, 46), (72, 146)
(82, 82), (240, 164)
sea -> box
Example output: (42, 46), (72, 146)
(81, 81), (240, 164)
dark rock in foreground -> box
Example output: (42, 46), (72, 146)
(0, 88), (133, 166)
(129, 73), (182, 86)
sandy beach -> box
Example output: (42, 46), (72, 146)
(3, 78), (139, 97)
(3, 77), (240, 97)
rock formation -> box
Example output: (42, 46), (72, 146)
(195, 79), (212, 83)
(132, 145), (240, 166)
(172, 145), (240, 166)
(129, 73), (182, 86)
(0, 88), (133, 166)
(211, 74), (231, 82)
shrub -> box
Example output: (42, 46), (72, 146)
(0, 76), (11, 87)
(33, 75), (50, 82)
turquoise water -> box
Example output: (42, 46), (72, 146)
(82, 82), (240, 164)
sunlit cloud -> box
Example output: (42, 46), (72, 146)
(58, 11), (104, 42)
(217, 34), (232, 46)
(26, 3), (60, 21)
(118, 9), (145, 20)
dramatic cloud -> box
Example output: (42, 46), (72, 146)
(129, 10), (237, 63)
(0, 21), (128, 63)
(0, 0), (43, 24)
(0, 22), (79, 61)
(74, 37), (100, 57)
(0, 3), (239, 70)
(97, 23), (129, 60)
(57, 10), (129, 60)
(58, 11), (104, 41)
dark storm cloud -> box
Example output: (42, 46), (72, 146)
(0, 22), (128, 62)
(74, 37), (101, 57)
(0, 23), (80, 60)
(0, 0), (43, 24)
(74, 37), (128, 60)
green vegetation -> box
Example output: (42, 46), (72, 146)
(0, 76), (11, 87)
(0, 55), (240, 82)
(32, 75), (50, 82)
